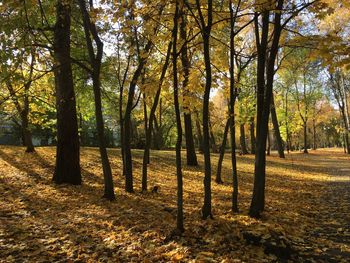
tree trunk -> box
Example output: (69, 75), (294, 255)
(229, 1), (239, 213)
(341, 111), (350, 154)
(123, 45), (152, 193)
(184, 114), (198, 165)
(345, 132), (350, 154)
(216, 118), (230, 184)
(250, 116), (256, 154)
(79, 0), (115, 200)
(180, 9), (198, 166)
(240, 123), (248, 154)
(195, 112), (204, 153)
(92, 75), (115, 199)
(5, 51), (35, 153)
(143, 93), (150, 164)
(141, 42), (172, 192)
(270, 94), (285, 158)
(199, 0), (213, 219)
(209, 119), (218, 153)
(21, 112), (35, 153)
(23, 51), (35, 153)
(303, 121), (308, 153)
(312, 118), (317, 150)
(53, 0), (81, 185)
(267, 127), (271, 156)
(250, 1), (283, 218)
(172, 3), (184, 233)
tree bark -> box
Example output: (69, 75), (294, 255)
(6, 81), (35, 153)
(143, 92), (149, 164)
(215, 118), (230, 184)
(196, 0), (213, 219)
(209, 119), (218, 153)
(250, 0), (283, 218)
(250, 116), (256, 154)
(141, 42), (172, 192)
(239, 123), (248, 154)
(195, 112), (204, 153)
(267, 127), (271, 156)
(180, 8), (198, 166)
(229, 1), (240, 213)
(53, 0), (81, 185)
(303, 121), (308, 153)
(21, 112), (35, 153)
(184, 114), (198, 165)
(123, 42), (152, 193)
(79, 0), (115, 200)
(270, 94), (285, 158)
(172, 2), (184, 233)
(312, 118), (317, 150)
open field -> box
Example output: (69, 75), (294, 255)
(0, 146), (349, 262)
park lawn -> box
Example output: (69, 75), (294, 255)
(0, 146), (349, 262)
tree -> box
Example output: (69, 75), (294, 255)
(184, 0), (213, 219)
(78, 0), (115, 200)
(141, 42), (172, 192)
(291, 54), (322, 154)
(249, 0), (316, 218)
(180, 7), (198, 166)
(4, 50), (36, 153)
(270, 93), (285, 158)
(172, 0), (184, 233)
(329, 70), (350, 154)
(52, 0), (81, 185)
(121, 2), (164, 193)
(249, 0), (284, 218)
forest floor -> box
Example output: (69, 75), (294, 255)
(0, 146), (349, 262)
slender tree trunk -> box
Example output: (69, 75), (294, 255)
(249, 10), (270, 218)
(312, 118), (317, 150)
(23, 51), (35, 153)
(267, 127), (271, 156)
(343, 132), (347, 153)
(250, 116), (256, 154)
(216, 118), (230, 184)
(195, 112), (204, 153)
(199, 0), (213, 219)
(172, 3), (184, 233)
(79, 0), (115, 200)
(52, 0), (81, 185)
(209, 119), (218, 153)
(123, 46), (152, 193)
(6, 82), (35, 153)
(250, 0), (283, 218)
(180, 9), (198, 166)
(21, 113), (35, 153)
(143, 93), (150, 164)
(152, 117), (162, 150)
(229, 1), (240, 213)
(303, 121), (308, 153)
(285, 89), (290, 153)
(345, 133), (350, 154)
(141, 42), (172, 192)
(184, 114), (198, 165)
(341, 112), (350, 154)
(92, 75), (115, 199)
(239, 123), (248, 154)
(270, 94), (285, 158)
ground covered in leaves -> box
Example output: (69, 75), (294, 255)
(0, 146), (349, 262)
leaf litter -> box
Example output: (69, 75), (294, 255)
(0, 146), (349, 262)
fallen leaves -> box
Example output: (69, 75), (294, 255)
(0, 146), (349, 262)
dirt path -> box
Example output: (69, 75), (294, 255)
(293, 150), (350, 262)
